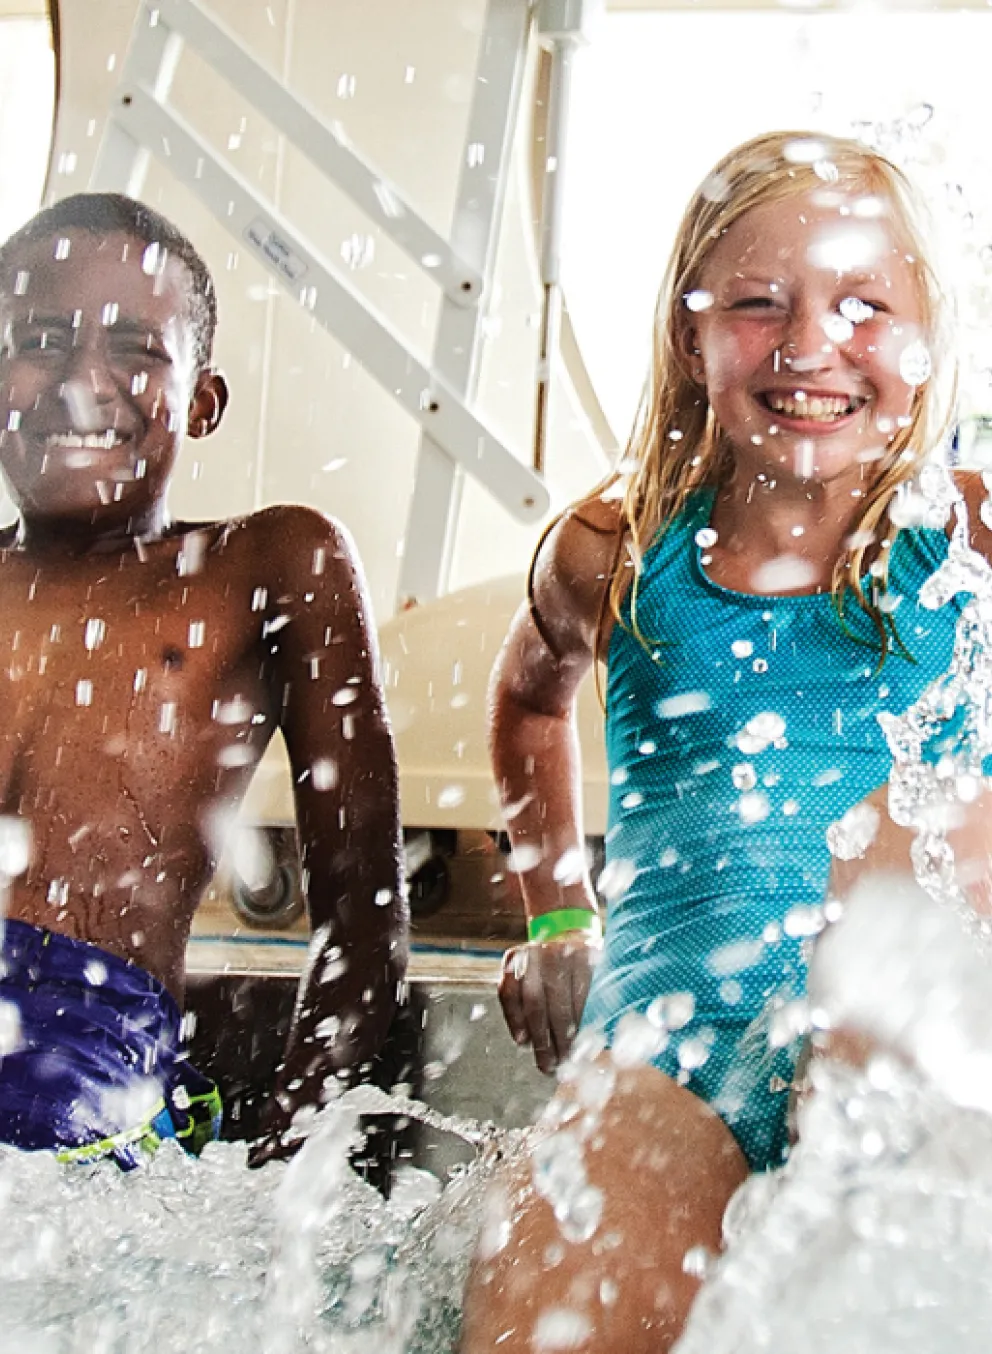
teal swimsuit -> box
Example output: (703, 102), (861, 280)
(581, 490), (961, 1170)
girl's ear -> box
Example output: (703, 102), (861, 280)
(675, 316), (705, 385)
(187, 370), (230, 439)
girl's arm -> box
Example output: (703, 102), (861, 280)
(489, 497), (622, 1072)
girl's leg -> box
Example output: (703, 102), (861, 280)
(460, 1062), (748, 1354)
(829, 780), (992, 914)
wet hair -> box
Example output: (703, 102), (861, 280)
(0, 193), (217, 372)
(537, 130), (953, 672)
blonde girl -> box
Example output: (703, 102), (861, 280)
(463, 130), (978, 1354)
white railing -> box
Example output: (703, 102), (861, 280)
(91, 0), (577, 604)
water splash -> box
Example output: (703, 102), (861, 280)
(679, 465), (992, 1349)
(675, 879), (992, 1353)
(0, 1085), (518, 1354)
(878, 471), (992, 939)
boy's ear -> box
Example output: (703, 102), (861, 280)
(187, 370), (229, 440)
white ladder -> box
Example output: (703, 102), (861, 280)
(90, 0), (601, 605)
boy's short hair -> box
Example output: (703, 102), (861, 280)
(0, 193), (217, 372)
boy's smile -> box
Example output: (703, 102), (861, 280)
(0, 229), (224, 545)
(686, 193), (928, 490)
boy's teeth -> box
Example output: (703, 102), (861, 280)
(765, 393), (856, 421)
(46, 431), (122, 449)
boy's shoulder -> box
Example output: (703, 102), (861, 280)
(185, 503), (358, 581)
(220, 502), (351, 546)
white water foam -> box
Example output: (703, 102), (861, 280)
(0, 1086), (518, 1354)
(676, 877), (992, 1353)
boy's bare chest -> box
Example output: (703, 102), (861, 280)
(0, 549), (275, 797)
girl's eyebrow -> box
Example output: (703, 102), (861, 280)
(840, 270), (887, 288)
(722, 274), (786, 289)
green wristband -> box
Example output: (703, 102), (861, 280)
(527, 908), (603, 944)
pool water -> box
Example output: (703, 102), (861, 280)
(0, 1089), (508, 1354)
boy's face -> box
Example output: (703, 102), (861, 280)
(0, 229), (220, 534)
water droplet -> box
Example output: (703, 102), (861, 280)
(597, 857), (636, 900)
(646, 991), (695, 1030)
(507, 843), (542, 874)
(436, 784), (465, 810)
(657, 691), (711, 719)
(311, 758), (338, 791)
(552, 846), (585, 885)
(677, 1036), (710, 1071)
(0, 817), (31, 878)
(684, 289), (714, 313)
(899, 338), (932, 387)
(340, 234), (375, 270)
(827, 801), (880, 860)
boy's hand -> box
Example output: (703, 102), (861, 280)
(498, 933), (601, 1074)
(246, 1127), (294, 1170)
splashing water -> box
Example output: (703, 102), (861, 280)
(675, 878), (992, 1352)
(880, 469), (992, 940)
(677, 465), (992, 1349)
(0, 1085), (520, 1354)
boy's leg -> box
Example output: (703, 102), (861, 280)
(460, 1062), (748, 1354)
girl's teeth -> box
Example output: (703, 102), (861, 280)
(765, 393), (855, 421)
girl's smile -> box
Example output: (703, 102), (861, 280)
(687, 192), (927, 489)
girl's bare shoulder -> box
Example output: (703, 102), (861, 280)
(543, 492), (624, 577)
(531, 493), (625, 659)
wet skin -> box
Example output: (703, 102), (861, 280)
(0, 230), (406, 1153)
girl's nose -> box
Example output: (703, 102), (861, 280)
(780, 307), (841, 374)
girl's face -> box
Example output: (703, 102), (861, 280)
(686, 190), (928, 488)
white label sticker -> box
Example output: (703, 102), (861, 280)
(244, 219), (308, 283)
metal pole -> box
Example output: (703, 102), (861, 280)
(532, 0), (602, 474)
(533, 37), (574, 474)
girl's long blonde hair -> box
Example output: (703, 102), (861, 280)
(576, 130), (953, 666)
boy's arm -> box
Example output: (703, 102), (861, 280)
(251, 506), (406, 1160)
(489, 499), (621, 1073)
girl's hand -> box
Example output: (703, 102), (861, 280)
(498, 932), (601, 1074)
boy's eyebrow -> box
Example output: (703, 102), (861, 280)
(12, 314), (166, 340)
(11, 313), (76, 330)
(104, 317), (165, 341)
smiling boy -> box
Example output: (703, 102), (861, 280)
(0, 193), (406, 1167)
